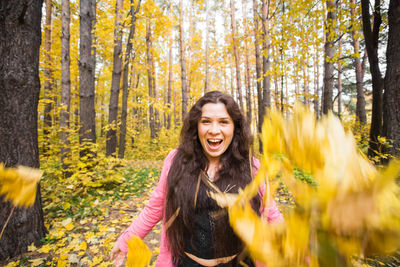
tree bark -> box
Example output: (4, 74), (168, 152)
(60, 0), (71, 175)
(0, 0), (47, 259)
(322, 0), (336, 114)
(243, 0), (252, 124)
(106, 0), (124, 157)
(259, 0), (271, 152)
(361, 0), (384, 157)
(146, 18), (156, 141)
(337, 38), (342, 118)
(167, 28), (173, 130)
(204, 0), (210, 94)
(351, 0), (366, 124)
(79, 0), (97, 158)
(118, 0), (141, 158)
(253, 0), (263, 149)
(179, 0), (188, 121)
(230, 0), (243, 111)
(382, 0), (400, 158)
(43, 0), (53, 153)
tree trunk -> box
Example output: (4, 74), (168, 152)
(351, 0), (366, 124)
(167, 30), (173, 130)
(43, 0), (53, 153)
(322, 0), (336, 115)
(230, 0), (243, 111)
(204, 0), (210, 94)
(243, 0), (252, 124)
(337, 38), (342, 118)
(382, 0), (400, 158)
(60, 0), (71, 175)
(118, 0), (141, 159)
(179, 0), (188, 121)
(146, 18), (156, 141)
(106, 0), (124, 157)
(361, 0), (384, 157)
(314, 42), (320, 119)
(79, 0), (97, 158)
(259, 0), (271, 152)
(253, 0), (263, 150)
(0, 0), (47, 259)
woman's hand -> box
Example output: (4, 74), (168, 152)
(110, 243), (126, 267)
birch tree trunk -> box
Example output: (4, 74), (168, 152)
(79, 0), (97, 158)
(106, 0), (124, 157)
(322, 0), (336, 114)
(0, 0), (47, 259)
(60, 0), (71, 174)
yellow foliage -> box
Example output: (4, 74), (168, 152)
(211, 105), (400, 266)
(126, 235), (152, 267)
(0, 164), (42, 208)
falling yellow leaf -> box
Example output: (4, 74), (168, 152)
(126, 235), (152, 267)
(211, 105), (400, 266)
(0, 164), (42, 208)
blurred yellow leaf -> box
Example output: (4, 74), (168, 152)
(126, 235), (152, 267)
(0, 164), (42, 208)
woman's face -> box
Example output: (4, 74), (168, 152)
(197, 102), (234, 162)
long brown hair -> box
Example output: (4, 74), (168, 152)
(164, 91), (260, 261)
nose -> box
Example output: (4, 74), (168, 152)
(209, 122), (221, 134)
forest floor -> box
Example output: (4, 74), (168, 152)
(1, 160), (398, 267)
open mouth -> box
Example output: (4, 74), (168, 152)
(207, 139), (223, 149)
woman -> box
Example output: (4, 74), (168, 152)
(111, 91), (283, 266)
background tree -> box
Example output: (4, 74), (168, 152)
(351, 0), (367, 124)
(106, 0), (124, 157)
(60, 0), (71, 174)
(361, 0), (384, 157)
(322, 0), (337, 114)
(179, 0), (188, 121)
(79, 0), (97, 159)
(0, 0), (47, 259)
(43, 0), (53, 154)
(382, 0), (400, 158)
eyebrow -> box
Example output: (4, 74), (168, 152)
(200, 116), (232, 120)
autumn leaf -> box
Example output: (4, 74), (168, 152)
(211, 105), (400, 266)
(126, 235), (152, 267)
(0, 164), (42, 208)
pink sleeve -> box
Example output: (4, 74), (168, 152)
(253, 157), (284, 223)
(116, 149), (178, 253)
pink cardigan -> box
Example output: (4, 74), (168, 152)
(116, 149), (283, 266)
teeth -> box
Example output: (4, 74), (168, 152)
(208, 140), (221, 143)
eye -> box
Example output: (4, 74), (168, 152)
(201, 119), (211, 124)
(220, 120), (230, 124)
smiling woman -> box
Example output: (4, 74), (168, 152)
(111, 91), (283, 267)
